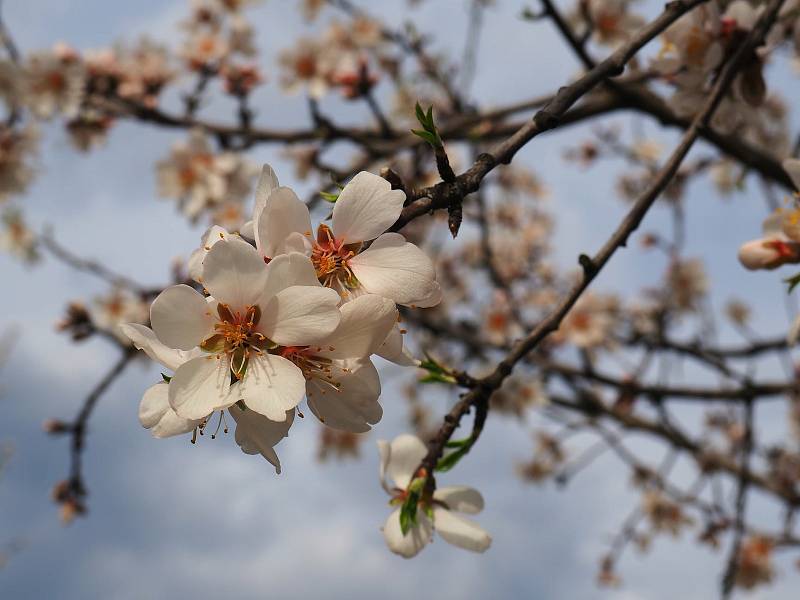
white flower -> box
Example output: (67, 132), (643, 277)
(0, 208), (38, 264)
(377, 434), (492, 558)
(255, 167), (441, 308)
(89, 288), (149, 344)
(156, 130), (257, 221)
(122, 322), (294, 473)
(554, 292), (619, 349)
(278, 38), (334, 98)
(0, 60), (21, 111)
(653, 3), (722, 74)
(297, 291), (398, 432)
(23, 44), (85, 120)
(128, 238), (341, 423)
(0, 124), (38, 202)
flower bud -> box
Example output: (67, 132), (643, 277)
(738, 238), (800, 270)
(42, 419), (70, 434)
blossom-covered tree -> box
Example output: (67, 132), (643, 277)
(5, 0), (800, 596)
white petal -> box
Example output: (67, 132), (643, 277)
(350, 233), (439, 306)
(378, 439), (392, 494)
(376, 324), (419, 366)
(784, 158), (800, 191)
(382, 508), (433, 558)
(306, 359), (382, 432)
(120, 323), (199, 371)
(789, 313), (800, 346)
(236, 353), (306, 421)
(283, 231), (312, 254)
(332, 171), (405, 244)
(261, 252), (320, 301)
(202, 237), (268, 309)
(318, 295), (398, 359)
(239, 220), (254, 240)
(386, 433), (428, 489)
(229, 402), (294, 474)
(432, 507), (492, 553)
(188, 225), (231, 282)
(260, 285), (341, 346)
(169, 355), (234, 419)
(150, 285), (215, 351)
(762, 212), (783, 237)
(252, 163), (280, 222)
(139, 383), (200, 438)
(139, 383), (168, 429)
(413, 281), (442, 308)
(256, 186), (312, 259)
(433, 486), (485, 514)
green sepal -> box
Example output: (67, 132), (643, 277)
(418, 353), (457, 385)
(161, 373), (172, 383)
(399, 476), (427, 536)
(785, 272), (800, 294)
(423, 504), (434, 520)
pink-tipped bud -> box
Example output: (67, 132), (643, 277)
(42, 419), (70, 434)
(738, 238), (800, 270)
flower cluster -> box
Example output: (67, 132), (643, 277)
(124, 166), (440, 473)
(278, 17), (384, 99)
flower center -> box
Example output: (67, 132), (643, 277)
(310, 224), (360, 290)
(200, 303), (270, 378)
(280, 346), (342, 390)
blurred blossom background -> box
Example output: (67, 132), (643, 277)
(1, 0), (800, 598)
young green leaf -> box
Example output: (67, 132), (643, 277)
(785, 272), (800, 294)
(436, 441), (475, 472)
(320, 191), (339, 203)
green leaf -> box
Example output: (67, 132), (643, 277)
(161, 373), (172, 383)
(411, 129), (439, 147)
(418, 353), (457, 385)
(320, 191), (339, 203)
(436, 439), (475, 472)
(412, 102), (442, 147)
(785, 272), (800, 294)
(414, 101), (426, 126)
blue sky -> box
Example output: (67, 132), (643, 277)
(1, 1), (799, 598)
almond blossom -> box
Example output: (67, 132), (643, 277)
(89, 288), (149, 344)
(23, 44), (85, 120)
(299, 291), (397, 432)
(156, 130), (257, 220)
(0, 124), (38, 202)
(378, 434), (492, 558)
(0, 208), (39, 264)
(126, 237), (341, 423)
(254, 167), (441, 307)
(121, 322), (294, 473)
